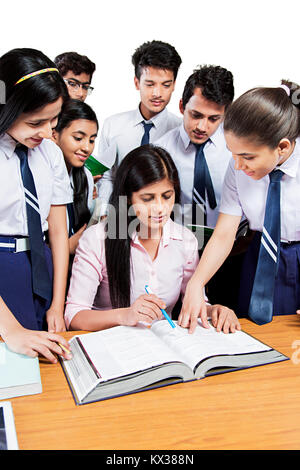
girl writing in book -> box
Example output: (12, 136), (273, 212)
(52, 99), (98, 255)
(0, 48), (72, 361)
(179, 81), (300, 332)
(65, 144), (241, 333)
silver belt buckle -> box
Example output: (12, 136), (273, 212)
(15, 238), (30, 252)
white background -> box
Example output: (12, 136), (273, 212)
(0, 0), (299, 128)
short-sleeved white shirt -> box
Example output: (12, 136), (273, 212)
(0, 133), (73, 236)
(219, 138), (300, 242)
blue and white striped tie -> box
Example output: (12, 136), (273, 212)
(248, 169), (284, 324)
(192, 141), (216, 226)
(15, 145), (52, 302)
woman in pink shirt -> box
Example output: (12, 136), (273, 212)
(65, 145), (240, 333)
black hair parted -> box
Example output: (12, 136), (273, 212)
(0, 48), (68, 135)
(105, 144), (181, 309)
(55, 98), (98, 133)
(132, 40), (182, 80)
(54, 52), (96, 80)
(182, 65), (234, 109)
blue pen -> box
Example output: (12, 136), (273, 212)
(145, 285), (176, 329)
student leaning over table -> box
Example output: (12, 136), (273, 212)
(0, 48), (73, 361)
(64, 144), (241, 334)
(179, 80), (300, 333)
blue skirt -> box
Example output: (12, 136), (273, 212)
(237, 232), (300, 317)
(0, 242), (53, 330)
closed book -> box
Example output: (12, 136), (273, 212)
(85, 155), (109, 176)
(0, 343), (42, 400)
(60, 320), (288, 405)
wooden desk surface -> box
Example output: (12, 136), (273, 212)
(2, 315), (300, 450)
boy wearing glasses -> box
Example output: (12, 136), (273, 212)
(54, 52), (95, 101)
(97, 40), (182, 216)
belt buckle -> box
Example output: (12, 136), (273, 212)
(15, 238), (30, 253)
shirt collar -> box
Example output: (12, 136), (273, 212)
(179, 121), (224, 151)
(0, 133), (19, 159)
(275, 138), (300, 178)
(133, 105), (168, 128)
(131, 218), (184, 249)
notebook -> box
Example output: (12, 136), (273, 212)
(0, 343), (42, 400)
(60, 320), (288, 405)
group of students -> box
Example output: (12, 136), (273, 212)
(0, 40), (300, 365)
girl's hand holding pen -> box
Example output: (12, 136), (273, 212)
(118, 294), (165, 327)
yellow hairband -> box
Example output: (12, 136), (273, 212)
(15, 68), (59, 85)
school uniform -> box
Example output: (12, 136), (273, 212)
(0, 133), (72, 330)
(155, 122), (232, 228)
(64, 218), (199, 329)
(220, 138), (300, 318)
(155, 122), (245, 310)
(97, 106), (181, 215)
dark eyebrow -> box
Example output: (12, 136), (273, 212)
(67, 78), (91, 85)
(27, 113), (60, 123)
(140, 189), (174, 196)
(144, 79), (173, 84)
(72, 130), (98, 138)
(238, 152), (256, 156)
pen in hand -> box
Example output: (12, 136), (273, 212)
(144, 285), (176, 329)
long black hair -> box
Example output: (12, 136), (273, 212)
(0, 48), (68, 135)
(55, 99), (99, 232)
(105, 144), (181, 309)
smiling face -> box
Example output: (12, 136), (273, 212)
(225, 131), (294, 180)
(53, 119), (98, 172)
(7, 98), (63, 148)
(180, 87), (225, 144)
(134, 66), (176, 120)
(130, 177), (175, 237)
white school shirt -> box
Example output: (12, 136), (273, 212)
(219, 138), (300, 242)
(0, 133), (73, 236)
(155, 123), (232, 228)
(97, 106), (181, 215)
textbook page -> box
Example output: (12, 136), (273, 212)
(151, 320), (271, 372)
(76, 324), (186, 383)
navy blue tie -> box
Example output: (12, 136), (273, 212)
(15, 145), (52, 302)
(141, 122), (154, 146)
(248, 169), (284, 325)
(192, 141), (217, 225)
(67, 203), (75, 237)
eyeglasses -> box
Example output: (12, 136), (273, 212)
(63, 78), (94, 95)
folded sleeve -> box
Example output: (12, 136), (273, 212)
(64, 224), (106, 328)
(49, 142), (73, 205)
(219, 159), (243, 217)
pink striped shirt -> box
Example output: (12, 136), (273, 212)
(64, 219), (199, 329)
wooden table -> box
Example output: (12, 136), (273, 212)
(2, 315), (300, 450)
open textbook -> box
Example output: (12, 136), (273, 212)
(60, 320), (288, 405)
